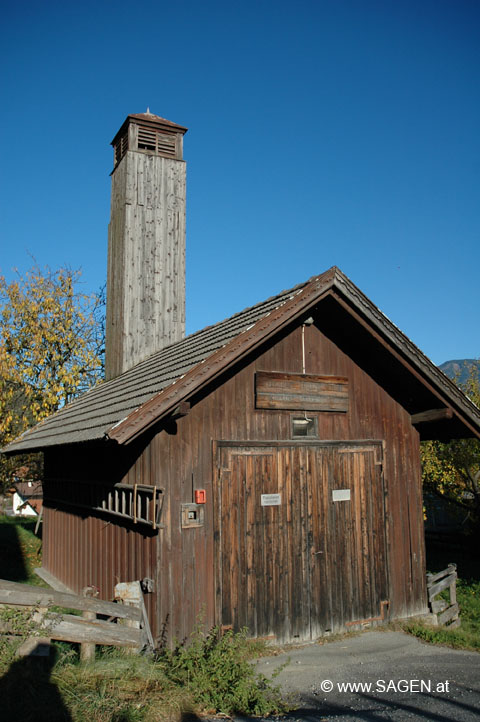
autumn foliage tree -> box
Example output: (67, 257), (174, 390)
(421, 363), (480, 536)
(0, 265), (104, 490)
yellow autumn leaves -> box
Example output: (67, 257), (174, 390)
(420, 365), (480, 533)
(0, 265), (104, 453)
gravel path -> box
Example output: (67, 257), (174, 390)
(246, 630), (480, 721)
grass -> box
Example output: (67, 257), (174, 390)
(49, 628), (288, 721)
(0, 622), (287, 721)
(53, 653), (185, 722)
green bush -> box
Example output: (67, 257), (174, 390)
(156, 624), (288, 716)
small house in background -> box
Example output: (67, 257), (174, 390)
(12, 481), (43, 517)
(4, 113), (480, 645)
(10, 466), (43, 517)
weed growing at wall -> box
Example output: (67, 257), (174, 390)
(156, 624), (288, 716)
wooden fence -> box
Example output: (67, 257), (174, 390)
(0, 578), (153, 658)
(426, 564), (460, 628)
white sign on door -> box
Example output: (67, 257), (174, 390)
(261, 493), (281, 506)
(332, 489), (351, 502)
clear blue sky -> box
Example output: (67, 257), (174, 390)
(1, 0), (479, 366)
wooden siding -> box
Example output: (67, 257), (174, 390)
(41, 506), (158, 632)
(44, 321), (427, 644)
(105, 149), (186, 380)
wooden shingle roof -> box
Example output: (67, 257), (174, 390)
(4, 267), (480, 453)
(3, 278), (308, 452)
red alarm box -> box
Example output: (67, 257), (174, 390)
(194, 489), (206, 504)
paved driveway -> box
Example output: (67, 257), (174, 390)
(251, 631), (480, 721)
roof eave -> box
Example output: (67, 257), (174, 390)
(328, 281), (480, 440)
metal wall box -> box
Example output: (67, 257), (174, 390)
(181, 502), (205, 528)
(194, 489), (206, 504)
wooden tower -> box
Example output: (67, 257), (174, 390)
(105, 112), (188, 380)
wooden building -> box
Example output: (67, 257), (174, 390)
(5, 113), (480, 645)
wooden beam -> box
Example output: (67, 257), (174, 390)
(438, 603), (459, 626)
(411, 408), (453, 425)
(0, 579), (141, 622)
(171, 401), (191, 418)
(0, 614), (142, 648)
(427, 563), (456, 585)
(428, 573), (457, 602)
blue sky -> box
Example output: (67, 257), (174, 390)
(1, 0), (479, 366)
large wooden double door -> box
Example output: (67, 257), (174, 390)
(215, 441), (389, 642)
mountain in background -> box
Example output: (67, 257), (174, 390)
(439, 359), (480, 386)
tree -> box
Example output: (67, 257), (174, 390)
(0, 264), (104, 491)
(421, 363), (480, 535)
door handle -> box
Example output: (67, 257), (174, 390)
(312, 550), (323, 555)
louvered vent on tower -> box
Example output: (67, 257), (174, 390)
(111, 112), (187, 172)
(137, 127), (177, 157)
(113, 132), (129, 167)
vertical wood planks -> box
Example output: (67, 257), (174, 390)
(43, 319), (427, 643)
(105, 150), (186, 380)
(215, 442), (389, 642)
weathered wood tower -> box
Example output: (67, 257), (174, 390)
(105, 112), (188, 380)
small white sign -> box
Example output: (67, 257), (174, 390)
(261, 493), (281, 506)
(332, 489), (351, 502)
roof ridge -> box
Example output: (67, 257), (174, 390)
(5, 266), (479, 453)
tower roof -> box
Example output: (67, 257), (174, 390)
(111, 111), (188, 147)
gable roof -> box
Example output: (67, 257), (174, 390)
(4, 267), (480, 454)
(12, 480), (43, 500)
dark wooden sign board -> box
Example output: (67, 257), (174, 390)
(255, 371), (349, 412)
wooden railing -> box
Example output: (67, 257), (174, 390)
(0, 578), (153, 658)
(45, 479), (164, 529)
(427, 564), (460, 628)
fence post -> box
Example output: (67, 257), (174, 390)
(80, 586), (99, 662)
